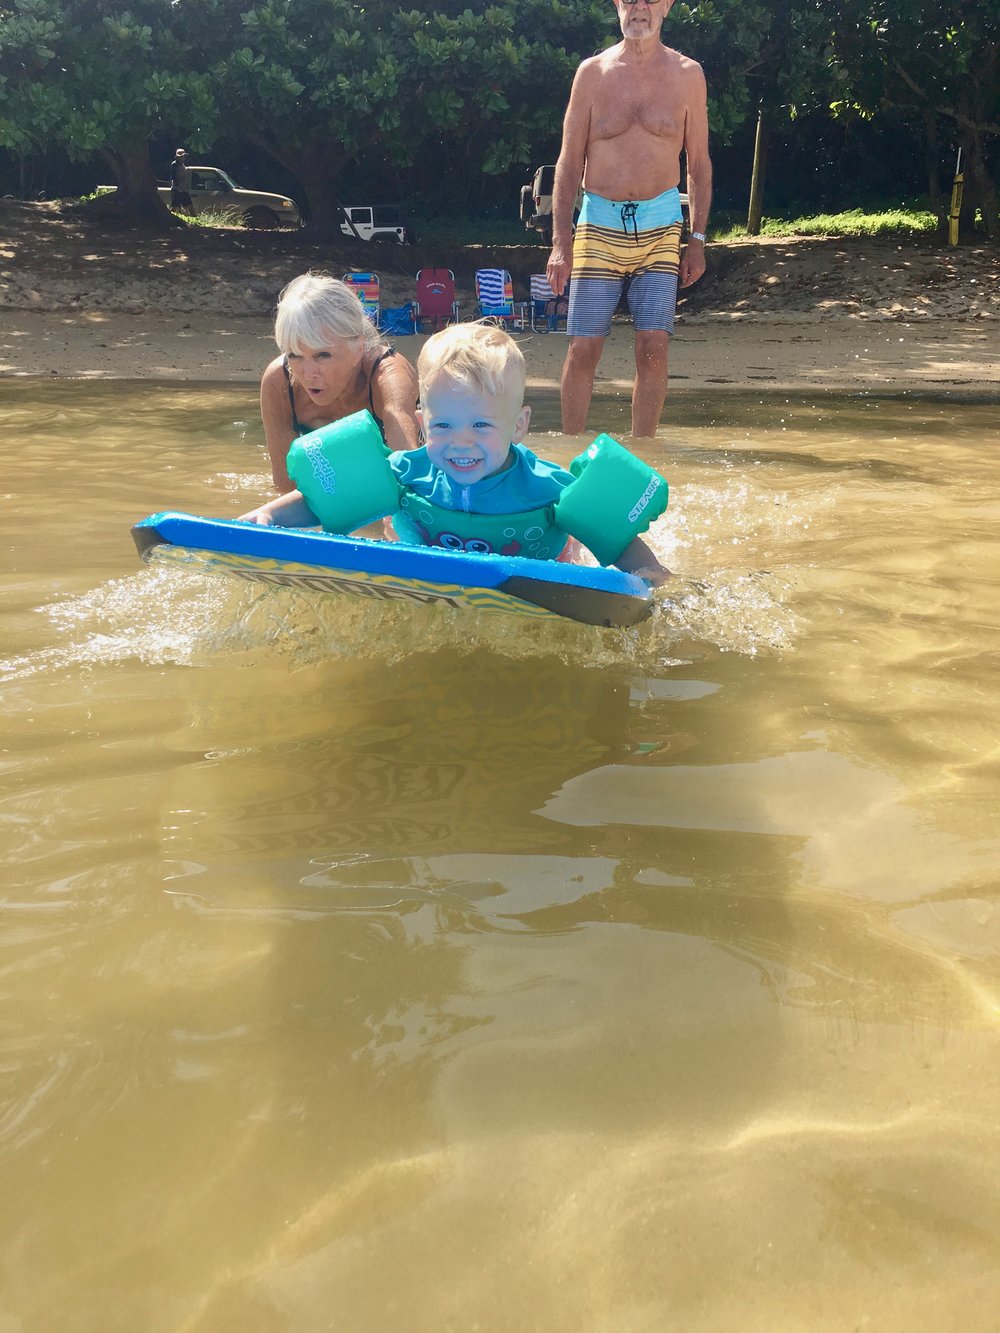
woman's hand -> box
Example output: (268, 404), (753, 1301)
(237, 506), (275, 525)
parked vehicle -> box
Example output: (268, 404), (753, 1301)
(98, 166), (301, 229)
(175, 167), (300, 229)
(520, 164), (689, 242)
(520, 165), (563, 245)
(340, 204), (413, 245)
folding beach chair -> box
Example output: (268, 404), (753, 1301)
(413, 268), (460, 332)
(528, 273), (569, 333)
(342, 271), (380, 324)
(474, 268), (525, 330)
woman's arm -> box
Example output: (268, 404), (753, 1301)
(238, 488), (318, 527)
(370, 351), (421, 452)
(260, 356), (298, 492)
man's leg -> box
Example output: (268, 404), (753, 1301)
(631, 328), (669, 439)
(560, 335), (605, 435)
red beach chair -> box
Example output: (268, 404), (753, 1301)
(413, 268), (460, 332)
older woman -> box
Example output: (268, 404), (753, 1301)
(260, 271), (420, 493)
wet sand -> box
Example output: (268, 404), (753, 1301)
(2, 309), (998, 400)
(2, 199), (997, 398)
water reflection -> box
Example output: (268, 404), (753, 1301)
(2, 380), (1000, 1330)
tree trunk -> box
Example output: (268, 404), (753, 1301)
(962, 126), (999, 241)
(746, 107), (769, 236)
(923, 112), (947, 233)
(100, 142), (179, 226)
(292, 169), (353, 239)
(249, 135), (350, 237)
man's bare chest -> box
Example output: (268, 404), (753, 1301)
(590, 80), (684, 143)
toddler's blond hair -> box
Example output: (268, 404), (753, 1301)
(417, 322), (526, 405)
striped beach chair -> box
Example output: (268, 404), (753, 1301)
(474, 268), (525, 330)
(342, 271), (380, 325)
(528, 273), (569, 333)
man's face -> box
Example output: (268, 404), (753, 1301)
(616, 0), (668, 40)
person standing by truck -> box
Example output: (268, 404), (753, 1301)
(169, 148), (192, 215)
(546, 0), (712, 440)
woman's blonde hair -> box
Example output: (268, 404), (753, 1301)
(417, 322), (526, 404)
(274, 271), (384, 355)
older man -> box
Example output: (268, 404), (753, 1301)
(546, 0), (712, 439)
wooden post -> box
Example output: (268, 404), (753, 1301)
(747, 107), (768, 236)
(948, 147), (963, 246)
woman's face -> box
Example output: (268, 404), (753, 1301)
(285, 332), (365, 408)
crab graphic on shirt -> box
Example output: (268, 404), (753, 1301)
(411, 518), (522, 557)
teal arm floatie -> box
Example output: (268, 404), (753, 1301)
(286, 409), (401, 533)
(552, 433), (668, 565)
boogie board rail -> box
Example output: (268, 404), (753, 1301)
(130, 512), (655, 628)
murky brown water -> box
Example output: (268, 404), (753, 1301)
(2, 380), (1000, 1331)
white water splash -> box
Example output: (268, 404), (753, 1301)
(1, 472), (806, 682)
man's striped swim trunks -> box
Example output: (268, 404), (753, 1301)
(567, 187), (683, 338)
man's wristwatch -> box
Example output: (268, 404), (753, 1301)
(689, 231), (707, 243)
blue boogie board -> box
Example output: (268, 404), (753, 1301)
(131, 513), (655, 628)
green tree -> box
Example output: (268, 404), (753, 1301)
(197, 0), (612, 232)
(0, 0), (214, 221)
(669, 0), (841, 227)
(833, 0), (999, 237)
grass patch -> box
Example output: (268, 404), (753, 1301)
(714, 207), (938, 241)
(183, 208), (242, 229)
(399, 206), (945, 248)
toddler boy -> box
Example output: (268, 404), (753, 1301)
(240, 323), (670, 585)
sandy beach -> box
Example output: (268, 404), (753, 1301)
(2, 199), (997, 397)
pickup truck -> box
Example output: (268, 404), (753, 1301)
(520, 164), (689, 243)
(100, 166), (301, 229)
